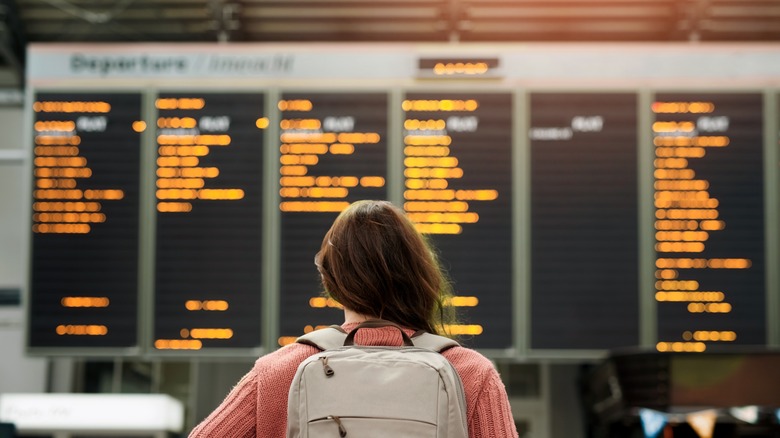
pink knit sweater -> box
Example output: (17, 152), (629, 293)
(189, 323), (518, 437)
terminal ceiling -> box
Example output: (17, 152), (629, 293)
(1, 0), (780, 86)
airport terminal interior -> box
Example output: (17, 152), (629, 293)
(1, 1), (780, 437)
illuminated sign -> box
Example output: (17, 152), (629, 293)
(25, 85), (772, 358)
(29, 93), (142, 349)
(403, 92), (513, 349)
(530, 93), (639, 350)
(653, 93), (765, 352)
(153, 93), (266, 350)
(277, 93), (388, 346)
(417, 58), (501, 78)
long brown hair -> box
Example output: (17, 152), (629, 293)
(314, 200), (455, 335)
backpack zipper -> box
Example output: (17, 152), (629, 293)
(327, 415), (347, 437)
(320, 356), (334, 377)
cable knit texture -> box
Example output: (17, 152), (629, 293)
(189, 323), (519, 437)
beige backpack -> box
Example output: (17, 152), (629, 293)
(286, 320), (469, 438)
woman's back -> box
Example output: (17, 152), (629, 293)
(190, 201), (518, 437)
(189, 323), (518, 438)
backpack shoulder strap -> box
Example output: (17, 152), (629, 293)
(411, 332), (461, 353)
(295, 325), (347, 351)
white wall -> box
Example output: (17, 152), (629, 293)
(0, 103), (48, 394)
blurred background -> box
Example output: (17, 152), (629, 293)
(1, 1), (780, 437)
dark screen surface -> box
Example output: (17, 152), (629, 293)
(153, 93), (265, 350)
(402, 92), (513, 350)
(653, 93), (765, 351)
(277, 93), (388, 346)
(530, 93), (640, 350)
(29, 93), (141, 348)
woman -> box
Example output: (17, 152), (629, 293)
(190, 200), (518, 437)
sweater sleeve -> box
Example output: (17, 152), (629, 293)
(443, 347), (519, 438)
(251, 343), (318, 436)
(188, 343), (319, 438)
(469, 368), (519, 438)
(188, 370), (257, 438)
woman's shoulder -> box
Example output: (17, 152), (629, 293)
(251, 342), (320, 380)
(254, 342), (320, 367)
(441, 345), (497, 375)
(440, 345), (507, 406)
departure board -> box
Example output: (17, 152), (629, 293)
(402, 92), (513, 350)
(653, 93), (765, 352)
(29, 93), (142, 348)
(153, 93), (266, 350)
(277, 93), (388, 346)
(529, 93), (639, 350)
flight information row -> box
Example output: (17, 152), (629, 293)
(28, 90), (773, 355)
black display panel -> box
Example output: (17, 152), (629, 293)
(153, 93), (265, 350)
(530, 93), (639, 350)
(402, 93), (513, 349)
(277, 93), (388, 346)
(29, 93), (142, 348)
(653, 93), (765, 351)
